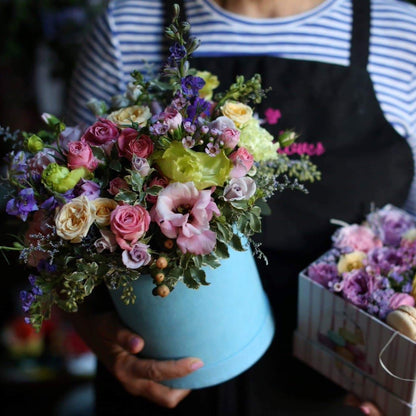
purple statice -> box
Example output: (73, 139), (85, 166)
(186, 97), (210, 122)
(342, 269), (379, 309)
(367, 287), (395, 320)
(28, 274), (43, 296)
(367, 204), (416, 247)
(398, 239), (416, 270)
(6, 187), (38, 221)
(181, 75), (205, 97)
(37, 259), (57, 274)
(74, 179), (100, 200)
(307, 261), (339, 288)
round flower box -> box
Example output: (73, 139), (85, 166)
(109, 246), (275, 389)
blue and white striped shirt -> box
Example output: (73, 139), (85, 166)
(66, 0), (416, 211)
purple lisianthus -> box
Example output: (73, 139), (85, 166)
(74, 179), (100, 200)
(342, 269), (378, 308)
(40, 196), (59, 210)
(6, 151), (28, 183)
(122, 242), (152, 269)
(307, 261), (339, 288)
(6, 188), (38, 221)
(181, 75), (205, 97)
(367, 204), (416, 247)
(365, 246), (403, 275)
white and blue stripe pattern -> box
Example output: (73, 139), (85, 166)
(66, 0), (416, 212)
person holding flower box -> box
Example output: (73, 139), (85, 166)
(56, 0), (416, 415)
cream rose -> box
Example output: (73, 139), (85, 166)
(93, 198), (118, 226)
(220, 101), (253, 127)
(55, 196), (96, 243)
(107, 105), (151, 128)
(337, 251), (367, 274)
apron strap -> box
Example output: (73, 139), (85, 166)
(350, 0), (371, 70)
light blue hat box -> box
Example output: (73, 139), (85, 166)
(109, 245), (275, 389)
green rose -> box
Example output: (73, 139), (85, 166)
(42, 163), (91, 193)
(27, 135), (44, 153)
(155, 142), (232, 189)
(239, 119), (279, 161)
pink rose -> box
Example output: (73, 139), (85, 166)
(388, 293), (415, 310)
(67, 141), (98, 171)
(160, 106), (182, 131)
(228, 147), (254, 178)
(145, 175), (170, 204)
(132, 156), (151, 176)
(108, 177), (129, 196)
(220, 128), (240, 149)
(110, 204), (151, 250)
(151, 182), (220, 255)
(118, 128), (154, 160)
(82, 118), (119, 145)
(333, 225), (383, 253)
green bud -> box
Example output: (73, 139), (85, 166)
(41, 113), (66, 132)
(27, 134), (44, 153)
(278, 130), (298, 148)
(86, 99), (108, 116)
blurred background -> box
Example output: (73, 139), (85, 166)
(0, 1), (106, 415)
(1, 0), (416, 415)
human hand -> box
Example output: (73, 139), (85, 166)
(67, 308), (204, 408)
(344, 393), (383, 416)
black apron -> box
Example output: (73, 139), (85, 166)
(94, 1), (414, 414)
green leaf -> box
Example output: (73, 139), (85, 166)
(215, 241), (230, 259)
(66, 272), (86, 282)
(92, 146), (107, 161)
(84, 277), (95, 296)
(249, 211), (262, 233)
(229, 234), (246, 252)
(203, 254), (221, 269)
(129, 171), (144, 192)
(183, 269), (200, 289)
(145, 185), (163, 196)
(191, 268), (210, 286)
(109, 159), (122, 172)
(115, 190), (138, 204)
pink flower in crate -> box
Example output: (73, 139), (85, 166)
(151, 182), (220, 255)
(388, 292), (415, 310)
(110, 204), (151, 250)
(332, 224), (382, 253)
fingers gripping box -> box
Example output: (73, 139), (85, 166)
(294, 271), (416, 416)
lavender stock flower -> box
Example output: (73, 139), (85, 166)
(181, 75), (205, 97)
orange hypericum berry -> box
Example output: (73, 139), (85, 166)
(156, 284), (170, 297)
(155, 256), (168, 269)
(154, 272), (165, 284)
(164, 239), (174, 249)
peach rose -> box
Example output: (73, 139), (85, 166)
(93, 198), (118, 226)
(107, 105), (151, 128)
(55, 196), (96, 243)
(220, 101), (253, 127)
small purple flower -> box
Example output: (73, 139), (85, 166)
(37, 259), (57, 274)
(40, 196), (59, 210)
(122, 242), (152, 269)
(28, 274), (43, 296)
(205, 142), (220, 157)
(149, 121), (169, 136)
(20, 290), (35, 313)
(182, 136), (195, 148)
(74, 179), (100, 200)
(6, 188), (38, 221)
(365, 247), (403, 275)
(132, 156), (151, 176)
(6, 151), (28, 182)
(187, 97), (210, 121)
(367, 204), (416, 247)
(171, 92), (188, 110)
(181, 75), (205, 97)
(183, 120), (196, 134)
(307, 262), (339, 288)
(169, 42), (186, 61)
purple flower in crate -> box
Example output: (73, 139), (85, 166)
(342, 269), (379, 308)
(365, 246), (403, 275)
(366, 204), (416, 247)
(307, 261), (339, 288)
(367, 287), (395, 320)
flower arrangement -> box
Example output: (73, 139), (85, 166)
(1, 5), (320, 331)
(307, 204), (416, 321)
